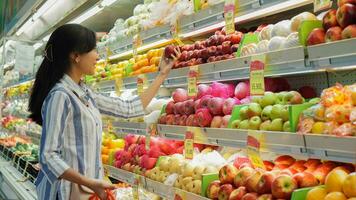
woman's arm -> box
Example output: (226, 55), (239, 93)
(93, 56), (176, 118)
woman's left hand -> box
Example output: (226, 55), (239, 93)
(159, 47), (181, 77)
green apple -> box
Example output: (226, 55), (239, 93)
(269, 118), (283, 131)
(308, 97), (321, 104)
(270, 104), (284, 120)
(280, 105), (290, 122)
(231, 119), (241, 129)
(247, 103), (262, 118)
(283, 121), (291, 132)
(259, 120), (271, 131)
(239, 106), (249, 120)
(283, 91), (304, 105)
(251, 96), (262, 104)
(261, 92), (277, 108)
(239, 119), (250, 129)
(261, 105), (273, 121)
(249, 116), (262, 130)
(276, 92), (287, 104)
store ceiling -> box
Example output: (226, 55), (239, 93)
(82, 0), (143, 32)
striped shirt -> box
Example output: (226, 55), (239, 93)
(35, 74), (144, 200)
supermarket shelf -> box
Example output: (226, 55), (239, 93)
(98, 0), (313, 62)
(304, 134), (356, 164)
(104, 165), (210, 200)
(111, 121), (147, 136)
(0, 158), (37, 200)
(157, 125), (356, 163)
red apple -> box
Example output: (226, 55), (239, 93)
(183, 99), (195, 115)
(208, 97), (225, 116)
(326, 26), (343, 42)
(289, 160), (307, 173)
(200, 48), (210, 59)
(256, 172), (276, 194)
(323, 9), (339, 30)
(165, 101), (175, 114)
(245, 170), (263, 193)
(166, 114), (175, 125)
(263, 161), (275, 171)
(274, 155), (296, 167)
(292, 171), (319, 188)
(312, 162), (337, 184)
(197, 84), (212, 99)
(229, 187), (247, 200)
(159, 114), (167, 124)
(207, 180), (221, 199)
(256, 194), (273, 200)
(186, 114), (196, 126)
(241, 193), (258, 200)
(173, 88), (188, 103)
(178, 115), (188, 126)
(211, 116), (224, 128)
(336, 3), (356, 28)
(179, 51), (189, 61)
(338, 0), (356, 6)
(164, 45), (177, 58)
(307, 28), (326, 46)
(217, 34), (226, 45)
(342, 24), (356, 39)
(230, 32), (243, 44)
(234, 167), (256, 188)
(196, 108), (213, 127)
(219, 164), (239, 184)
(223, 98), (240, 115)
(271, 175), (298, 199)
(221, 115), (231, 128)
(219, 184), (234, 200)
(298, 86), (317, 99)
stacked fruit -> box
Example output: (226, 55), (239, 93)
(307, 168), (356, 200)
(159, 79), (291, 128)
(297, 83), (356, 136)
(1, 116), (27, 132)
(130, 48), (163, 76)
(113, 134), (185, 174)
(307, 0), (356, 46)
(0, 135), (30, 147)
(207, 155), (354, 200)
(4, 82), (32, 99)
(230, 91), (306, 132)
(101, 132), (125, 165)
(164, 30), (243, 69)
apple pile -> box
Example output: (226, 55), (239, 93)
(159, 79), (290, 128)
(146, 153), (219, 195)
(307, 1), (356, 46)
(307, 168), (356, 200)
(297, 83), (356, 136)
(230, 91), (305, 132)
(207, 155), (355, 200)
(113, 134), (184, 174)
(163, 29), (243, 69)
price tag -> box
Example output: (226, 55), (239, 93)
(187, 126), (207, 144)
(115, 77), (123, 96)
(187, 65), (199, 97)
(247, 130), (265, 169)
(171, 20), (184, 46)
(250, 54), (266, 96)
(137, 74), (146, 95)
(184, 131), (194, 159)
(224, 0), (236, 35)
(193, 0), (201, 12)
(133, 34), (142, 58)
(314, 0), (332, 12)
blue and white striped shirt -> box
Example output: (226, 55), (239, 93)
(35, 74), (144, 200)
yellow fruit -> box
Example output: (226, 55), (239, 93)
(326, 168), (349, 192)
(343, 172), (356, 198)
(324, 192), (348, 200)
(312, 122), (325, 134)
(306, 187), (327, 200)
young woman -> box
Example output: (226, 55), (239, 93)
(29, 24), (177, 200)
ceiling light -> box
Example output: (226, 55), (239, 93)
(69, 5), (103, 24)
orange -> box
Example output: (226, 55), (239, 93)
(326, 168), (349, 192)
(343, 172), (356, 198)
(324, 192), (347, 200)
(306, 187), (327, 200)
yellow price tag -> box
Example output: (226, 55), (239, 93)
(187, 127), (207, 144)
(250, 54), (266, 96)
(314, 0), (332, 12)
(224, 0), (236, 35)
(247, 130), (265, 169)
(187, 65), (199, 97)
(133, 34), (142, 58)
(184, 131), (194, 159)
(171, 20), (184, 46)
(137, 74), (146, 95)
(115, 77), (123, 96)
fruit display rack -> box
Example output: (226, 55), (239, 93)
(105, 165), (210, 200)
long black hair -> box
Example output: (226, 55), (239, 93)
(29, 24), (96, 125)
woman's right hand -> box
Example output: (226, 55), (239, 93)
(88, 179), (116, 200)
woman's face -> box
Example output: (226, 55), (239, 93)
(76, 49), (99, 75)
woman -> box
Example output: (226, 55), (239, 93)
(29, 24), (177, 200)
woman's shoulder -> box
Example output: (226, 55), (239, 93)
(46, 83), (72, 101)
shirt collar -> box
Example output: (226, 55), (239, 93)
(61, 74), (86, 98)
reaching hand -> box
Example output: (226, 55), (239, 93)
(88, 179), (116, 200)
(159, 47), (181, 77)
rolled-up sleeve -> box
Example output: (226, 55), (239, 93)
(40, 91), (71, 184)
(92, 92), (145, 119)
